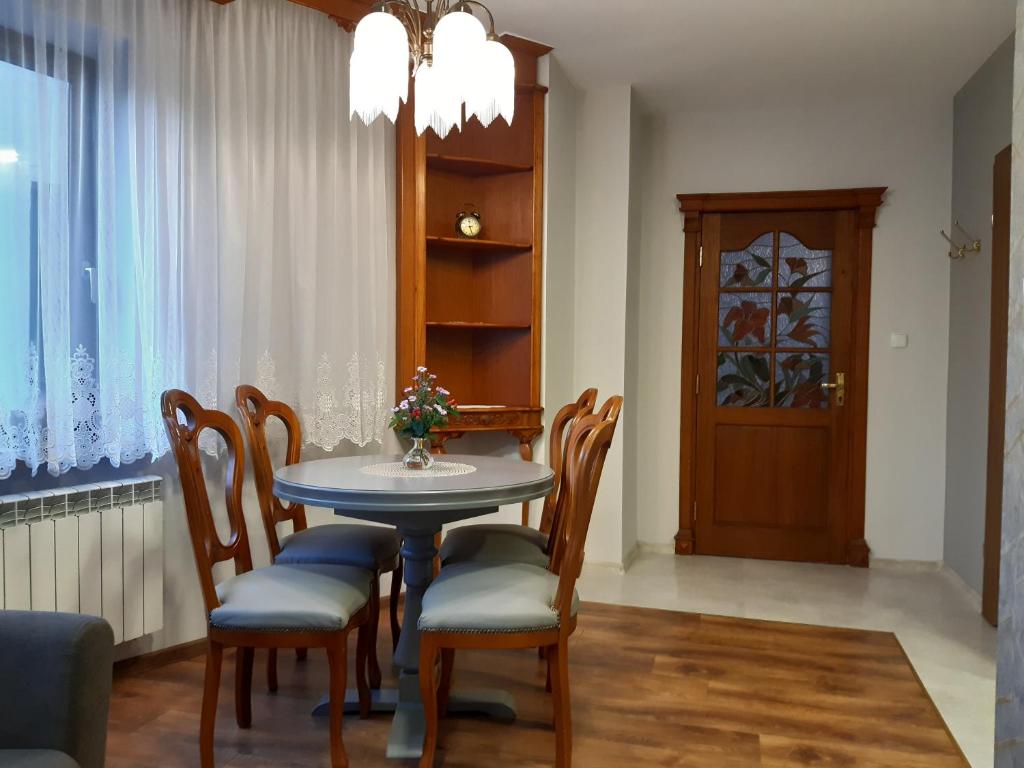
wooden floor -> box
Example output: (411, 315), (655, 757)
(107, 602), (968, 768)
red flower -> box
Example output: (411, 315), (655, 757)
(722, 300), (769, 344)
(412, 408), (422, 419)
(785, 257), (808, 276)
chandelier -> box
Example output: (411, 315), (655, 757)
(349, 1), (515, 138)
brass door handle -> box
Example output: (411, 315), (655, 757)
(820, 372), (846, 406)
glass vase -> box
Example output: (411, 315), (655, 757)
(403, 436), (434, 470)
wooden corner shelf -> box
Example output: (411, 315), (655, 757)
(426, 153), (534, 177)
(397, 35), (551, 472)
(426, 321), (531, 330)
(426, 235), (533, 253)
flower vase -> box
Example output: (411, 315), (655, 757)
(403, 437), (434, 470)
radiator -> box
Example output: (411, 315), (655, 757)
(0, 476), (164, 644)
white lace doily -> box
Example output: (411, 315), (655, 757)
(359, 461), (477, 479)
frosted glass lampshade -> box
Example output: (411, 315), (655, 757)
(350, 48), (403, 123)
(414, 61), (461, 138)
(349, 11), (410, 125)
(466, 38), (515, 127)
(432, 10), (486, 101)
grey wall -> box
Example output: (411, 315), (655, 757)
(997, 7), (1024, 763)
(944, 34), (1014, 594)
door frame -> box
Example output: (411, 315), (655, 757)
(674, 188), (886, 566)
(983, 146), (1011, 626)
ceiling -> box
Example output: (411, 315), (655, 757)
(485, 0), (1015, 112)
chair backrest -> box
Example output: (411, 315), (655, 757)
(553, 399), (622, 626)
(235, 385), (308, 559)
(539, 387), (598, 536)
(161, 389), (253, 615)
(547, 395), (622, 572)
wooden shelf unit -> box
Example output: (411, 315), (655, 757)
(396, 35), (552, 457)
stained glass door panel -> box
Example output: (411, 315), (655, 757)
(716, 231), (833, 409)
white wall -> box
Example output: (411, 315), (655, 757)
(540, 55), (579, 510)
(634, 96), (954, 562)
(622, 91), (645, 564)
(569, 84), (633, 566)
(944, 35), (1014, 594)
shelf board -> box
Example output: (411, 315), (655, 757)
(427, 153), (534, 177)
(426, 321), (531, 330)
(426, 235), (533, 253)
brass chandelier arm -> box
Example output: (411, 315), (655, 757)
(452, 0), (497, 37)
(366, 0), (497, 73)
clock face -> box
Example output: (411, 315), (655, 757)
(458, 214), (482, 238)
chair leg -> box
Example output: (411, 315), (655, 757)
(200, 640), (223, 768)
(356, 620), (372, 719)
(235, 646), (254, 729)
(389, 558), (403, 652)
(545, 653), (552, 694)
(549, 638), (572, 768)
(438, 648), (455, 717)
(296, 648), (308, 661)
(267, 648), (279, 693)
(419, 636), (440, 768)
(326, 638), (350, 768)
(368, 577), (383, 690)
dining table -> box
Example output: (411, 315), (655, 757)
(273, 452), (555, 760)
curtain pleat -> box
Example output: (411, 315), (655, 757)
(0, 0), (394, 478)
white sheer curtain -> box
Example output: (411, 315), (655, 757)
(0, 0), (393, 479)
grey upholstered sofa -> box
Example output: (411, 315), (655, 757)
(0, 612), (115, 768)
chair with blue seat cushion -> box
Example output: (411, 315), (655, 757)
(419, 561), (579, 634)
(236, 385), (403, 691)
(163, 389), (371, 768)
(418, 399), (622, 768)
(0, 611), (114, 768)
(438, 388), (597, 570)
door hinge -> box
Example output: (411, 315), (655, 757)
(699, 245), (704, 267)
(692, 500), (697, 519)
(695, 373), (700, 395)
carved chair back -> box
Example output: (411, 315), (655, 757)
(548, 395), (623, 582)
(552, 399), (622, 626)
(161, 389), (253, 615)
(235, 385), (308, 560)
(539, 388), (598, 536)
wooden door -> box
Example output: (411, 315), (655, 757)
(694, 210), (856, 562)
(983, 145), (1011, 626)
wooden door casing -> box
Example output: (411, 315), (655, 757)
(983, 146), (1011, 626)
(676, 189), (886, 566)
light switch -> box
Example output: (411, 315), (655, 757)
(890, 332), (908, 349)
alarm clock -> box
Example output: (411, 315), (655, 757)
(456, 208), (482, 239)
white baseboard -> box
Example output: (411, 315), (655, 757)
(938, 564), (983, 611)
(637, 541), (676, 555)
(581, 558), (628, 575)
(870, 558), (943, 573)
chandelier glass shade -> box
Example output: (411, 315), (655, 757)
(349, 1), (515, 138)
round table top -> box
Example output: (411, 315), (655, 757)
(273, 454), (554, 527)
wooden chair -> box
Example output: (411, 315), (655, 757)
(436, 388), (598, 569)
(235, 385), (403, 691)
(417, 397), (623, 768)
(161, 389), (371, 768)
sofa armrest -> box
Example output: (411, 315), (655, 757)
(0, 612), (115, 768)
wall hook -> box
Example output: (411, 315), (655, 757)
(941, 220), (982, 260)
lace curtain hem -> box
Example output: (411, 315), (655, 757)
(0, 345), (389, 479)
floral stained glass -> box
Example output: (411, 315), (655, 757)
(779, 233), (831, 288)
(775, 353), (829, 409)
(719, 292), (771, 347)
(717, 352), (770, 407)
(776, 292), (831, 349)
(720, 233), (774, 288)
